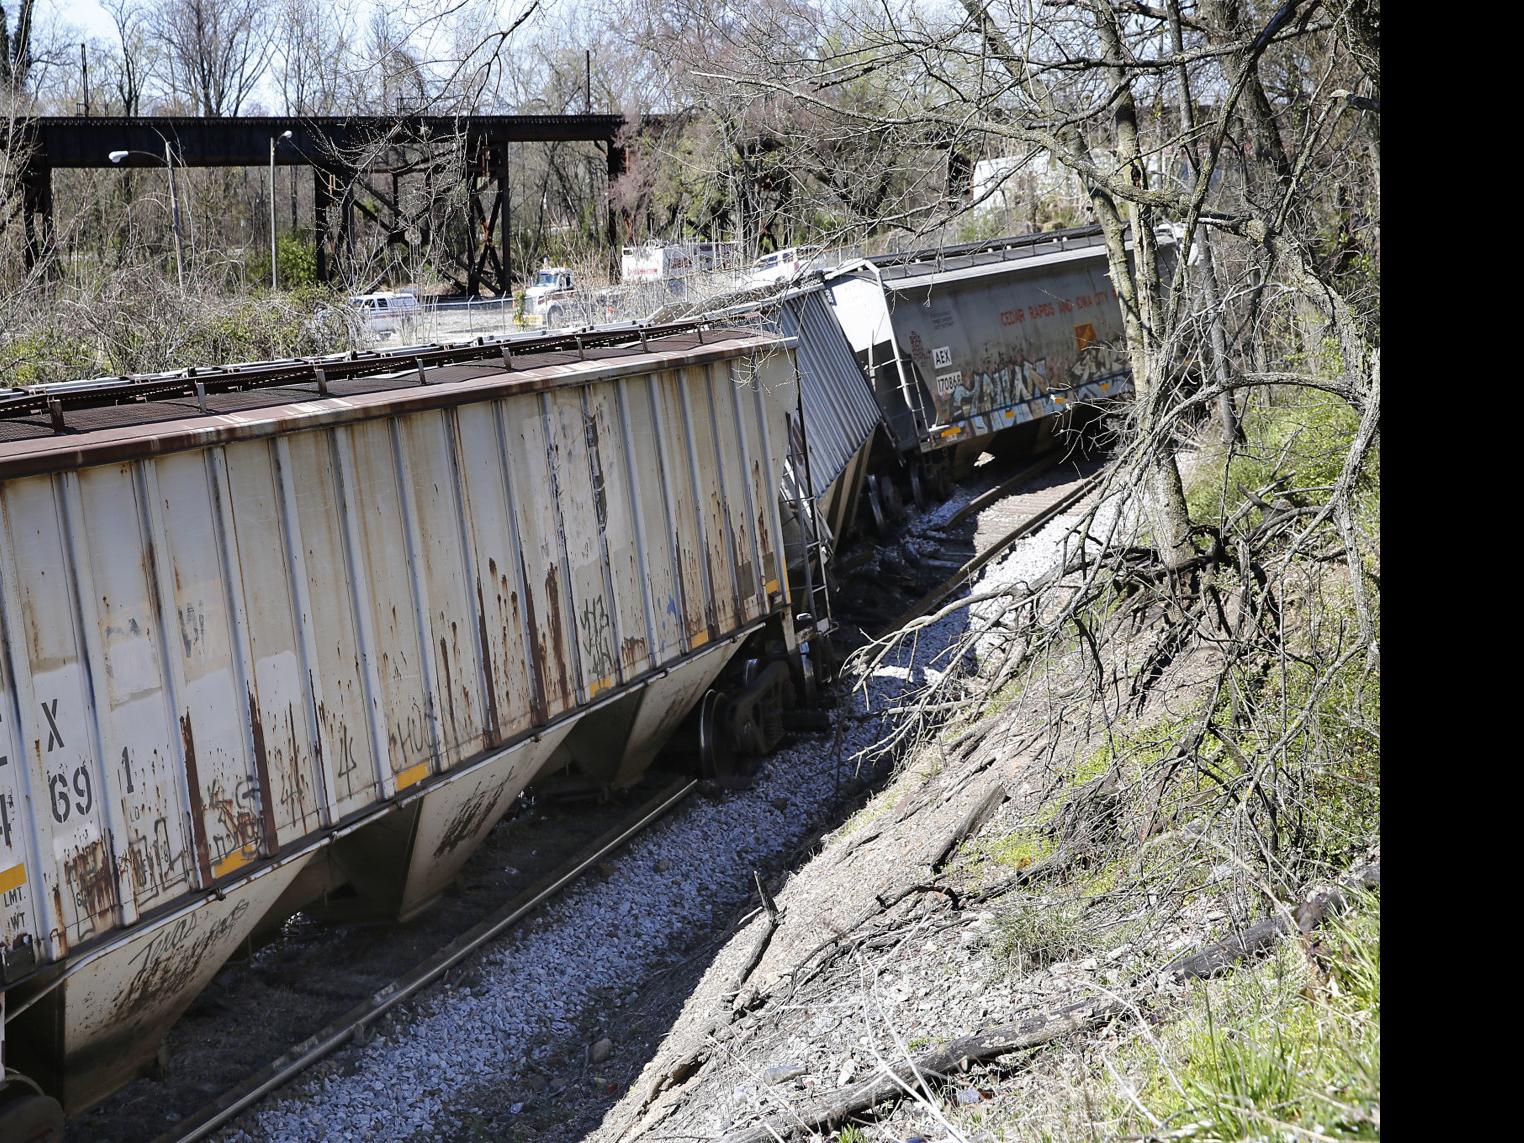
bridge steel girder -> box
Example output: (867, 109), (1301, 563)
(18, 115), (633, 169)
(10, 115), (648, 287)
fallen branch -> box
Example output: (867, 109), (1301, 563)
(721, 859), (1380, 1142)
(720, 998), (1123, 1143)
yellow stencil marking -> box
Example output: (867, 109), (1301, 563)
(689, 630), (710, 649)
(586, 677), (615, 700)
(0, 863), (28, 894)
(212, 845), (256, 879)
(940, 427), (961, 440)
(765, 578), (780, 595)
(395, 761), (431, 792)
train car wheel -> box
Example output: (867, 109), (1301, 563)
(865, 475), (890, 537)
(0, 1081), (64, 1143)
(698, 689), (754, 790)
(909, 465), (929, 509)
(882, 476), (906, 522)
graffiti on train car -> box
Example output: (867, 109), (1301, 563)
(63, 839), (118, 936)
(579, 596), (617, 688)
(320, 703), (367, 802)
(918, 327), (1129, 428)
(119, 897), (251, 1020)
(122, 812), (183, 904)
(879, 249), (1131, 439)
(431, 779), (505, 859)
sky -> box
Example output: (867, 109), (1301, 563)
(38, 1), (116, 43)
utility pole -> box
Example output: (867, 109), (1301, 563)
(79, 42), (89, 115)
(165, 140), (184, 289)
(270, 131), (292, 289)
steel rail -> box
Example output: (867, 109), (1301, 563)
(936, 453), (1063, 533)
(155, 776), (698, 1143)
(880, 469), (1104, 635)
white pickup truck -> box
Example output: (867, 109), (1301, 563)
(349, 290), (421, 338)
(744, 246), (824, 289)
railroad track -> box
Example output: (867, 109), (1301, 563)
(119, 460), (1103, 1143)
(881, 466), (1103, 635)
(153, 779), (696, 1143)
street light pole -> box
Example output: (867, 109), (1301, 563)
(165, 140), (184, 290)
(270, 130), (292, 291)
(111, 145), (184, 289)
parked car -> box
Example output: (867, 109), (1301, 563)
(350, 291), (421, 338)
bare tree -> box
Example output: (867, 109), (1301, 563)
(273, 0), (354, 114)
(0, 1), (36, 90)
(148, 0), (271, 115)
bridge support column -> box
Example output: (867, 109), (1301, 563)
(606, 141), (627, 277)
(22, 164), (55, 276)
(467, 136), (508, 297)
(314, 167), (333, 284)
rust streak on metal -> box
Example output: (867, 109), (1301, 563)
(64, 838), (120, 927)
(246, 689), (280, 853)
(51, 887), (71, 955)
(511, 553), (549, 724)
(180, 714), (214, 886)
(475, 581), (502, 745)
(542, 564), (572, 710)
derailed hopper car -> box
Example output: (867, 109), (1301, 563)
(823, 225), (1175, 490)
(0, 326), (806, 1123)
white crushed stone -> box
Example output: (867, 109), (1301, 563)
(222, 471), (1103, 1142)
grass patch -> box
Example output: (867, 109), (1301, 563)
(1130, 892), (1381, 1139)
(990, 898), (1090, 972)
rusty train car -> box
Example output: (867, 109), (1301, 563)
(0, 325), (810, 1129)
(821, 224), (1174, 510)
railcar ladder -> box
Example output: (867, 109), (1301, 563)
(784, 409), (834, 639)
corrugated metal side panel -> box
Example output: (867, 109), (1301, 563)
(222, 441), (328, 845)
(276, 431), (381, 818)
(745, 351), (799, 601)
(501, 392), (580, 719)
(617, 377), (685, 662)
(545, 388), (612, 702)
(585, 384), (653, 682)
(452, 405), (540, 739)
(0, 342), (795, 978)
(0, 474), (127, 955)
(652, 372), (713, 647)
(397, 411), (490, 771)
(684, 364), (741, 637)
(776, 290), (883, 499)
